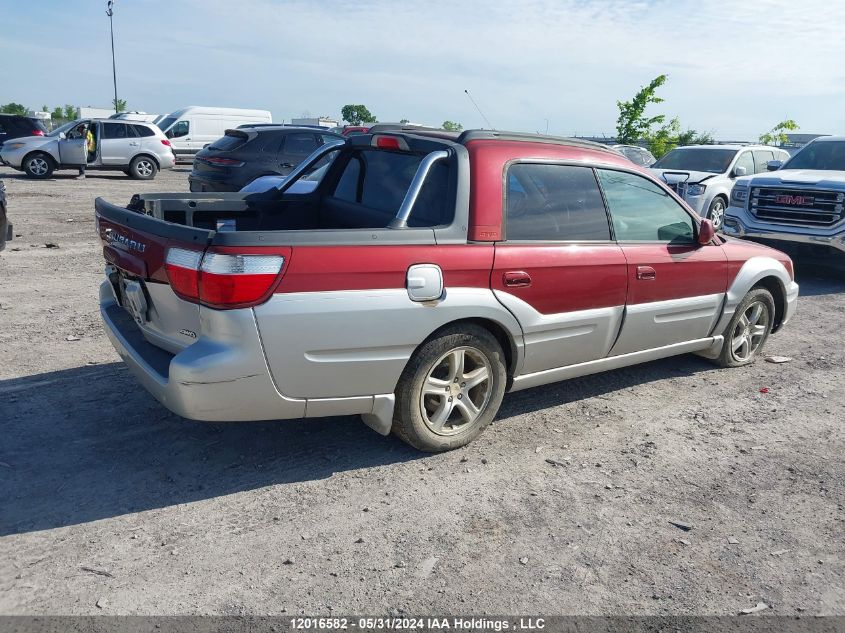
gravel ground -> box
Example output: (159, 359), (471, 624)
(0, 165), (843, 616)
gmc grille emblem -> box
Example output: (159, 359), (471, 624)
(775, 194), (814, 206)
(105, 229), (147, 253)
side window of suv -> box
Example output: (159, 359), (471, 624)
(734, 151), (755, 176)
(506, 163), (611, 241)
(752, 150), (774, 173)
(596, 169), (694, 243)
(285, 133), (319, 157)
(102, 122), (127, 139)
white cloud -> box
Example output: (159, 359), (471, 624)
(5, 0), (845, 138)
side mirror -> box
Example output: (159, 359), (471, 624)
(59, 132), (66, 140)
(733, 166), (747, 177)
(767, 160), (783, 171)
(698, 219), (715, 245)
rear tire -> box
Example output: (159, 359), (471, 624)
(392, 324), (507, 452)
(714, 287), (775, 368)
(23, 152), (54, 179)
(129, 156), (158, 180)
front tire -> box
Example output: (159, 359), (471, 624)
(715, 288), (775, 368)
(23, 153), (54, 179)
(707, 196), (727, 230)
(129, 156), (158, 180)
(392, 324), (507, 452)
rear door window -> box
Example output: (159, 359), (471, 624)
(505, 163), (611, 241)
(284, 133), (319, 157)
(132, 124), (155, 138)
(102, 122), (128, 139)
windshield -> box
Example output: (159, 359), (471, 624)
(784, 141), (845, 171)
(652, 148), (737, 173)
(47, 120), (80, 137)
(156, 117), (176, 132)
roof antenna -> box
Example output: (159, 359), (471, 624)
(464, 89), (493, 129)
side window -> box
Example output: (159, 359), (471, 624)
(734, 151), (754, 175)
(752, 150), (774, 173)
(168, 120), (189, 138)
(102, 122), (127, 139)
(596, 169), (695, 243)
(284, 133), (319, 157)
(506, 163), (611, 241)
(132, 124), (155, 137)
(321, 134), (340, 145)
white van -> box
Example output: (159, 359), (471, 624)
(156, 106), (273, 160)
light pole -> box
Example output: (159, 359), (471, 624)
(106, 1), (118, 111)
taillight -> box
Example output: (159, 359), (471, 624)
(160, 139), (171, 147)
(203, 156), (244, 167)
(33, 130), (45, 136)
(165, 248), (284, 309)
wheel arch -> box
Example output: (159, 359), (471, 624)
(414, 316), (520, 381)
(752, 275), (787, 332)
(23, 149), (57, 169)
(130, 152), (160, 168)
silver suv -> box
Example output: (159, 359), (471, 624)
(0, 119), (176, 180)
(651, 144), (790, 229)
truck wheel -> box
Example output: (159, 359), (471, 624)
(707, 196), (727, 230)
(392, 324), (507, 452)
(714, 287), (775, 368)
(129, 156), (158, 180)
(23, 153), (54, 179)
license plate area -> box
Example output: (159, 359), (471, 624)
(108, 267), (149, 325)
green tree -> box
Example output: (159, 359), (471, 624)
(63, 104), (78, 119)
(1, 103), (28, 115)
(399, 118), (410, 124)
(112, 98), (127, 113)
(50, 107), (64, 120)
(645, 117), (681, 158)
(676, 128), (714, 146)
(442, 120), (463, 132)
(759, 119), (799, 146)
(615, 75), (668, 145)
(41, 104), (48, 112)
(341, 104), (376, 126)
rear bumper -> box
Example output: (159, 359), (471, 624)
(99, 281), (394, 430)
(188, 174), (238, 193)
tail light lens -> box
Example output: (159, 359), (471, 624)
(32, 130), (45, 136)
(165, 248), (284, 309)
(160, 139), (172, 147)
(203, 156), (245, 167)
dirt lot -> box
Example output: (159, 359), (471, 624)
(0, 164), (843, 616)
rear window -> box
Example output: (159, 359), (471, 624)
(209, 131), (248, 151)
(28, 118), (49, 134)
(332, 149), (452, 225)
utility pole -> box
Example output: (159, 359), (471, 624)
(107, 1), (118, 111)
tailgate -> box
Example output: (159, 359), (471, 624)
(95, 197), (213, 353)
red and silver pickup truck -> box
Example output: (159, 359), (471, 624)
(95, 130), (799, 451)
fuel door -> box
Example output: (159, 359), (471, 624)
(406, 264), (443, 302)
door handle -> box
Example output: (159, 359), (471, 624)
(637, 266), (656, 280)
(503, 271), (532, 287)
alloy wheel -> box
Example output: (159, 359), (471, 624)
(29, 157), (49, 176)
(419, 346), (493, 436)
(710, 199), (726, 229)
(730, 300), (770, 362)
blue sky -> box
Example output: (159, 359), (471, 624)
(2, 0), (843, 139)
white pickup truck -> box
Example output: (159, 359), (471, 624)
(724, 136), (845, 262)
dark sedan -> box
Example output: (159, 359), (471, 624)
(0, 179), (11, 252)
(188, 126), (343, 192)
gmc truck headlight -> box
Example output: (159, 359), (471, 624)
(686, 183), (706, 196)
(731, 188), (748, 204)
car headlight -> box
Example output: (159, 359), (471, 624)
(686, 183), (706, 196)
(731, 187), (748, 204)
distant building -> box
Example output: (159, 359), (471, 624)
(78, 106), (118, 119)
(291, 116), (338, 129)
